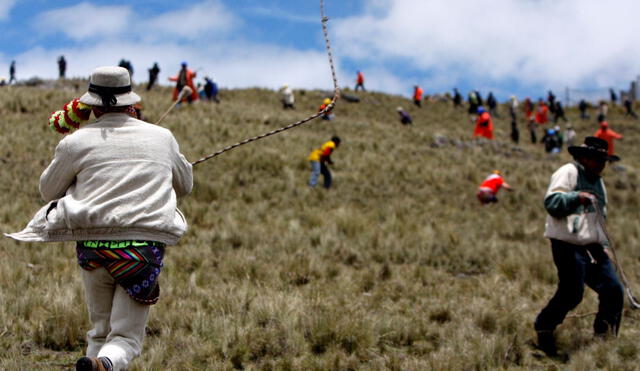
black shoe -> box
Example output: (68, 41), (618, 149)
(76, 356), (112, 371)
(536, 331), (558, 357)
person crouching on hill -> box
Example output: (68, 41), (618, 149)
(473, 106), (494, 139)
(534, 136), (623, 358)
(6, 66), (193, 371)
(396, 106), (412, 125)
(319, 98), (334, 120)
(476, 170), (512, 204)
(308, 136), (341, 189)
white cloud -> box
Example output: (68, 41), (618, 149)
(249, 6), (318, 24)
(33, 1), (238, 42)
(34, 2), (132, 41)
(0, 0), (16, 20)
(141, 1), (239, 40)
(333, 0), (640, 94)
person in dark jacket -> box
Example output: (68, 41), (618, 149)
(453, 88), (462, 108)
(57, 56), (67, 79)
(487, 92), (499, 117)
(396, 106), (412, 125)
(9, 60), (16, 84)
(147, 63), (160, 90)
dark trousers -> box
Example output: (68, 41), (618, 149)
(535, 239), (624, 335)
(320, 162), (332, 188)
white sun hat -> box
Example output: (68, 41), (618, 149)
(79, 66), (141, 107)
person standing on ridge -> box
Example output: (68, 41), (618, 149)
(9, 60), (16, 84)
(453, 88), (462, 108)
(579, 99), (590, 120)
(468, 90), (479, 115)
(413, 85), (423, 107)
(204, 77), (220, 103)
(553, 101), (568, 122)
(355, 71), (365, 92)
(535, 98), (549, 126)
(147, 62), (160, 91)
(476, 170), (512, 205)
(308, 136), (341, 189)
(169, 62), (198, 103)
(5, 66), (193, 371)
(473, 106), (494, 139)
(609, 88), (617, 106)
(57, 56), (67, 79)
(280, 84), (295, 109)
(534, 136), (623, 358)
(594, 120), (622, 157)
(487, 92), (499, 117)
(623, 98), (638, 119)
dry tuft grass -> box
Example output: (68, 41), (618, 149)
(2, 81), (640, 369)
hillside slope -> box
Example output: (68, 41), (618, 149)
(1, 81), (639, 369)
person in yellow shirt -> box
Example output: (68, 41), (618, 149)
(308, 136), (341, 188)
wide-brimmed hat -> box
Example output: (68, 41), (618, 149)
(568, 136), (620, 162)
(79, 66), (141, 107)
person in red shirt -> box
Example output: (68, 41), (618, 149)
(355, 71), (365, 92)
(535, 99), (549, 125)
(594, 121), (622, 156)
(473, 106), (494, 139)
(477, 170), (513, 204)
(413, 85), (423, 107)
(168, 62), (199, 103)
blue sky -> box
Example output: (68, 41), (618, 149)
(1, 0), (639, 103)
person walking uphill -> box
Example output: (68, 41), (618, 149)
(355, 70), (365, 92)
(413, 85), (423, 107)
(169, 62), (198, 103)
(5, 66), (193, 371)
(473, 106), (493, 139)
(594, 120), (622, 157)
(308, 136), (341, 189)
(534, 136), (623, 358)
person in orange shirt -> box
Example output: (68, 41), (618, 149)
(473, 106), (494, 139)
(355, 71), (365, 92)
(535, 99), (549, 125)
(413, 85), (423, 107)
(168, 62), (199, 103)
(477, 170), (513, 204)
(594, 121), (622, 157)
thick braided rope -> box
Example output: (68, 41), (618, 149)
(592, 198), (640, 309)
(191, 0), (340, 166)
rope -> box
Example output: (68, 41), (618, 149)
(592, 197), (640, 309)
(155, 86), (193, 125)
(190, 0), (340, 166)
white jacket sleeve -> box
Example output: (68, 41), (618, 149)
(39, 139), (77, 203)
(171, 137), (193, 197)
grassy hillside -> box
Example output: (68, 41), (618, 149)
(1, 80), (640, 370)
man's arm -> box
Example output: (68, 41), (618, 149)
(543, 164), (583, 218)
(170, 137), (193, 197)
(39, 139), (77, 202)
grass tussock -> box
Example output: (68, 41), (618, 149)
(2, 81), (640, 369)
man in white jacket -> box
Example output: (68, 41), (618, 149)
(6, 66), (193, 370)
(534, 136), (623, 358)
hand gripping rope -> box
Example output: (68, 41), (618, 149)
(592, 197), (640, 309)
(190, 0), (340, 166)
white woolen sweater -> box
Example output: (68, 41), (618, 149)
(5, 113), (193, 245)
